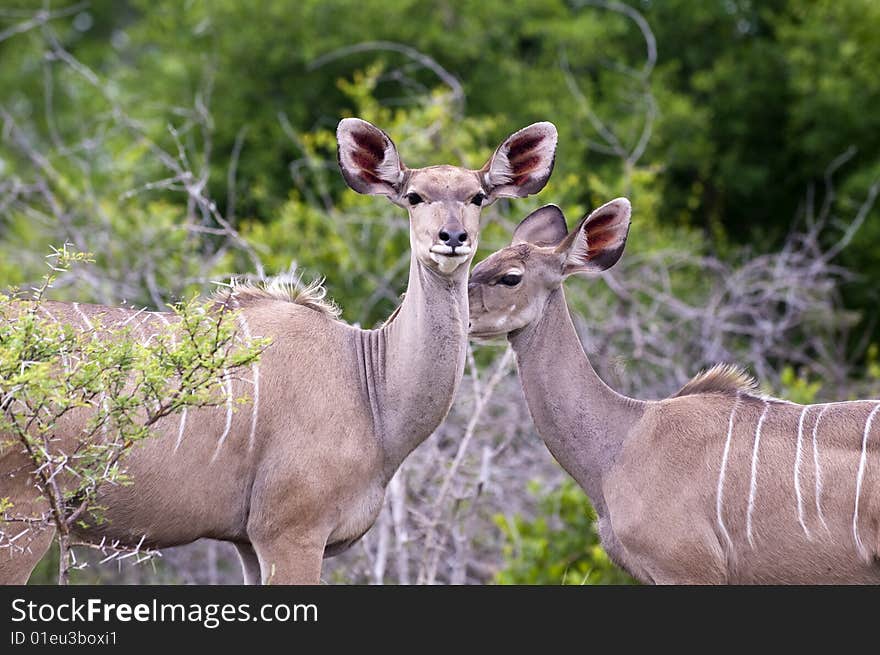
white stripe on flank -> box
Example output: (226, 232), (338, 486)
(70, 304), (109, 435)
(238, 315), (260, 451)
(150, 311), (171, 345)
(716, 394), (740, 553)
(746, 400), (770, 548)
(811, 404), (830, 531)
(794, 405), (812, 539)
(120, 307), (147, 327)
(37, 305), (60, 324)
(174, 407), (188, 453)
(72, 302), (93, 329)
(39, 305), (74, 375)
(853, 402), (880, 558)
(154, 311), (186, 449)
(211, 370), (234, 461)
(129, 313), (153, 346)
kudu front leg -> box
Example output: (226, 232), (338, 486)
(251, 532), (326, 585)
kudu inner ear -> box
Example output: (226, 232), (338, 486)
(481, 122), (558, 200)
(557, 197), (631, 276)
(512, 204), (568, 246)
(336, 118), (405, 196)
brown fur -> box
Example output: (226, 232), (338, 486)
(0, 118), (557, 585)
(470, 199), (880, 584)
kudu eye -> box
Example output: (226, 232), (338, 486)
(406, 192), (424, 205)
(497, 274), (522, 287)
(470, 192), (485, 206)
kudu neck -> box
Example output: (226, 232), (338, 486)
(369, 255), (469, 480)
(509, 287), (644, 509)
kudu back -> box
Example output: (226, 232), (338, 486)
(469, 200), (880, 583)
(0, 119), (557, 584)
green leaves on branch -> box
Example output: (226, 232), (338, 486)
(494, 479), (636, 585)
(0, 246), (268, 539)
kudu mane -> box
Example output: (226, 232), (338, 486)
(213, 277), (341, 318)
(674, 363), (759, 398)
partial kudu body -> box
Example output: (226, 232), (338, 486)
(0, 119), (557, 584)
(468, 200), (880, 583)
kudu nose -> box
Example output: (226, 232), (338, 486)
(439, 227), (468, 246)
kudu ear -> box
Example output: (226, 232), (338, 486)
(555, 198), (631, 276)
(512, 204), (569, 246)
(336, 118), (406, 196)
(481, 122), (557, 201)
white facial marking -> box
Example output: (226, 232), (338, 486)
(716, 394), (739, 553)
(430, 244), (472, 256)
(794, 405), (812, 540)
(429, 251), (469, 274)
(746, 400), (770, 548)
(811, 404), (830, 531)
(853, 401), (880, 558)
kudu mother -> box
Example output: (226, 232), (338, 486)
(0, 118), (557, 584)
(469, 200), (880, 583)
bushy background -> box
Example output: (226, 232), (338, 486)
(1, 0), (878, 584)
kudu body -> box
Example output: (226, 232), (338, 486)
(0, 119), (557, 584)
(468, 200), (880, 583)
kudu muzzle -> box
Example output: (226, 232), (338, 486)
(431, 202), (472, 257)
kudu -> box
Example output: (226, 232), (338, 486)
(468, 200), (880, 583)
(0, 118), (557, 584)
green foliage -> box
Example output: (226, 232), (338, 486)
(26, 543), (60, 585)
(774, 366), (822, 404)
(865, 344), (880, 386)
(5, 1), (877, 329)
(494, 479), (636, 585)
(2, 0), (879, 584)
(0, 246), (267, 581)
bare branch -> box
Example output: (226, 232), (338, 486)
(309, 41), (465, 116)
(0, 3), (87, 44)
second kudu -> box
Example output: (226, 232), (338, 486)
(0, 118), (557, 584)
(468, 199), (880, 583)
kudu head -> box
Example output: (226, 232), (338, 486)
(336, 119), (558, 276)
(468, 199), (631, 339)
